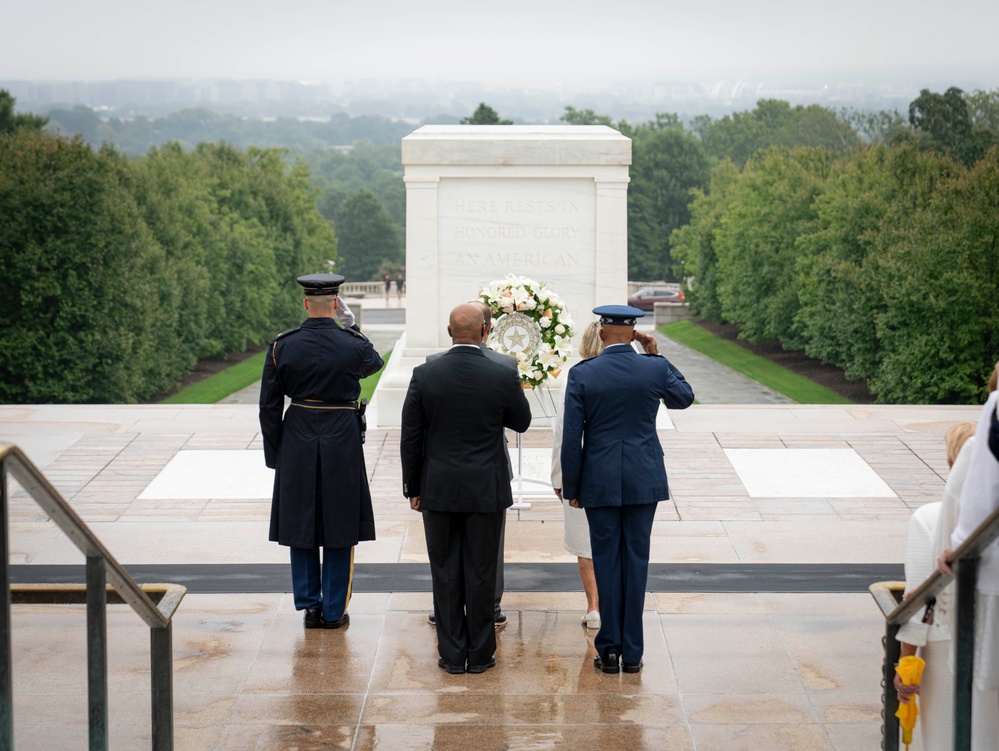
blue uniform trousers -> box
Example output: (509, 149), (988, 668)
(586, 502), (657, 663)
(290, 545), (354, 621)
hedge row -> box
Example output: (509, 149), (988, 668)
(672, 143), (999, 404)
(0, 132), (336, 403)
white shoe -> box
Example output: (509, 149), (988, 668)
(581, 610), (601, 629)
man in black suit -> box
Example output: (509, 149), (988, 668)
(425, 300), (516, 627)
(401, 303), (532, 674)
(259, 273), (383, 630)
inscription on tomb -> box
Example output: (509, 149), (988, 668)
(439, 179), (593, 273)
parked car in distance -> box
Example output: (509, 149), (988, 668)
(627, 286), (684, 310)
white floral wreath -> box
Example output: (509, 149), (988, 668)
(478, 274), (576, 389)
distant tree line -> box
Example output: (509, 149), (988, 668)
(0, 94), (335, 403)
(5, 86), (999, 404)
(43, 106), (414, 153)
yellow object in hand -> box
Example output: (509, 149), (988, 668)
(895, 655), (927, 750)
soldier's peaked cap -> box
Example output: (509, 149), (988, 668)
(593, 305), (645, 326)
(297, 273), (345, 296)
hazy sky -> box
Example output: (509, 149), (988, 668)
(3, 0), (999, 85)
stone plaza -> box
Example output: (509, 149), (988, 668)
(2, 368), (976, 749)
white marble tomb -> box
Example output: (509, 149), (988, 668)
(371, 125), (632, 428)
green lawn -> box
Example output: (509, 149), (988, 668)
(659, 320), (853, 405)
(161, 351), (269, 404)
(360, 349), (391, 402)
(161, 349), (391, 404)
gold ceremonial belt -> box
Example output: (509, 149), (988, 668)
(290, 400), (358, 411)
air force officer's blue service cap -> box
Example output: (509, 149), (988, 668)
(297, 273), (345, 296)
(593, 305), (645, 326)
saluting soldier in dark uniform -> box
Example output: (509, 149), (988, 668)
(560, 305), (694, 674)
(259, 273), (383, 629)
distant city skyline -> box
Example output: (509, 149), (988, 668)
(4, 0), (999, 88)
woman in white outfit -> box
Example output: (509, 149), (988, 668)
(551, 321), (603, 628)
(895, 421), (975, 750)
(938, 364), (999, 750)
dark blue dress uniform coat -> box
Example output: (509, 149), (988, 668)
(559, 345), (694, 507)
(259, 317), (383, 549)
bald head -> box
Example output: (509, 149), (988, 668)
(448, 303), (485, 345)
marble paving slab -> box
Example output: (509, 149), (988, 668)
(138, 448), (562, 502)
(138, 449), (273, 500)
(724, 448), (896, 498)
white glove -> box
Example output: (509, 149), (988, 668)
(336, 299), (356, 328)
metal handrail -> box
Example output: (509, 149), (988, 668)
(1, 442), (186, 751)
(870, 501), (999, 751)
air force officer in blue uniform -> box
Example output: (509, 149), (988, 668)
(560, 305), (694, 674)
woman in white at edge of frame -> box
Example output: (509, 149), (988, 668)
(939, 364), (999, 750)
(551, 321), (604, 628)
(895, 422), (974, 750)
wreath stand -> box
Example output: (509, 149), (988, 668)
(510, 387), (557, 511)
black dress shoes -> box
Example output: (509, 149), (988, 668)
(304, 608), (323, 629)
(322, 612), (350, 629)
(428, 611), (436, 625)
(593, 650), (620, 674)
(467, 656), (496, 674)
(622, 661), (643, 674)
(438, 658), (465, 674)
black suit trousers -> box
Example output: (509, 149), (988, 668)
(423, 508), (504, 667)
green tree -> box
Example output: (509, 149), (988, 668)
(839, 108), (908, 144)
(46, 105), (107, 143)
(125, 142), (215, 384)
(460, 103), (513, 125)
(559, 106), (614, 126)
(669, 159), (742, 321)
(712, 146), (838, 347)
(334, 189), (402, 281)
(793, 142), (999, 403)
(869, 147), (998, 402)
(0, 89), (47, 134)
(0, 132), (160, 402)
(302, 140), (404, 236)
(698, 99), (859, 168)
(794, 145), (898, 384)
(909, 87), (995, 165)
(909, 88), (973, 156)
(966, 89), (999, 130)
(627, 120), (710, 281)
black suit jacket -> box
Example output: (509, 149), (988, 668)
(401, 346), (532, 513)
(426, 344), (517, 480)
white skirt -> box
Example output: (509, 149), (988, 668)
(562, 499), (592, 558)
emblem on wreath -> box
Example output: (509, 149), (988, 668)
(494, 312), (543, 357)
